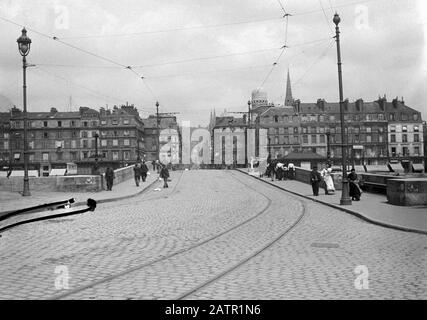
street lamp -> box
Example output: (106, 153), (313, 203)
(333, 13), (352, 205)
(326, 129), (331, 161)
(156, 101), (160, 163)
(17, 28), (32, 197)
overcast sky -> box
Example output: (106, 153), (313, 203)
(0, 0), (426, 126)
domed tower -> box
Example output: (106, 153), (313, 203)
(251, 88), (268, 108)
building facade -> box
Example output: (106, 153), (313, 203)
(0, 104), (145, 175)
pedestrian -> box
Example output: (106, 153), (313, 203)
(349, 168), (362, 201)
(133, 163), (141, 187)
(159, 164), (170, 189)
(310, 166), (322, 196)
(140, 161), (149, 182)
(321, 163), (335, 195)
(269, 161), (276, 181)
(105, 166), (115, 191)
(288, 163), (295, 180)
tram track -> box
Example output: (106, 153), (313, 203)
(49, 170), (281, 300)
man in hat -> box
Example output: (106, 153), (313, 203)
(310, 166), (322, 196)
(159, 163), (170, 189)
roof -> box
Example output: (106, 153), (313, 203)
(214, 116), (246, 128)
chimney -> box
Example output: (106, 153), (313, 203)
(316, 99), (325, 111)
(243, 114), (247, 124)
(392, 97), (399, 108)
(355, 99), (363, 112)
(50, 107), (58, 114)
(293, 99), (301, 114)
(344, 98), (349, 112)
(376, 96), (386, 111)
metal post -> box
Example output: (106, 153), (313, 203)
(334, 13), (351, 205)
(94, 133), (99, 174)
(156, 101), (160, 163)
(22, 55), (30, 196)
(326, 131), (331, 161)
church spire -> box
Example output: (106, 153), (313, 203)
(285, 69), (294, 106)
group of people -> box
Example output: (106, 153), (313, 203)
(104, 160), (171, 191)
(133, 161), (149, 187)
(265, 160), (296, 181)
(310, 164), (362, 201)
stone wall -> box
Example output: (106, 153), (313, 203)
(0, 165), (135, 193)
(387, 178), (427, 206)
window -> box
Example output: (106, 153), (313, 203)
(44, 121), (48, 127)
(102, 152), (108, 159)
(84, 122), (88, 127)
(72, 131), (78, 138)
(4, 141), (9, 149)
(112, 120), (119, 125)
(43, 153), (49, 161)
(391, 135), (396, 143)
(402, 126), (408, 133)
(302, 127), (307, 134)
(283, 127), (289, 134)
(414, 126), (419, 132)
(274, 137), (279, 145)
(414, 114), (419, 121)
(82, 152), (89, 159)
(113, 140), (119, 147)
(82, 131), (88, 138)
(71, 141), (77, 149)
(402, 147), (409, 156)
(14, 153), (21, 160)
(70, 121), (76, 127)
(44, 132), (48, 139)
(310, 115), (317, 122)
(101, 131), (107, 137)
(57, 153), (63, 161)
(389, 113), (395, 121)
(311, 135), (317, 144)
(124, 130), (130, 136)
(414, 134), (420, 143)
(57, 132), (62, 139)
(101, 120), (107, 125)
(114, 131), (119, 137)
(58, 121), (62, 127)
(391, 147), (397, 157)
(414, 147), (420, 156)
(319, 135), (326, 143)
(390, 126), (396, 133)
(292, 116), (298, 122)
(124, 139), (130, 146)
(123, 119), (130, 125)
(83, 140), (88, 148)
(366, 135), (372, 143)
(311, 127), (317, 134)
(329, 115), (335, 121)
(401, 114), (408, 121)
(91, 121), (97, 127)
(284, 136), (289, 144)
(124, 151), (131, 160)
(112, 151), (119, 160)
(71, 152), (77, 161)
(293, 136), (299, 144)
(4, 133), (9, 139)
(402, 134), (408, 143)
(274, 116), (279, 123)
(29, 154), (34, 162)
(101, 140), (107, 147)
(378, 114), (385, 121)
(283, 116), (289, 122)
(366, 127), (372, 133)
(303, 135), (308, 144)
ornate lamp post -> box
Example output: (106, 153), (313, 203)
(17, 28), (32, 197)
(333, 13), (352, 205)
(156, 101), (160, 163)
(326, 129), (331, 161)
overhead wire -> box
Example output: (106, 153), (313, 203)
(318, 0), (334, 34)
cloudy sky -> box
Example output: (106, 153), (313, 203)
(0, 0), (426, 126)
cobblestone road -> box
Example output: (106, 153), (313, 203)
(0, 170), (425, 300)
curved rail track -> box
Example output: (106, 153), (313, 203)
(49, 170), (306, 300)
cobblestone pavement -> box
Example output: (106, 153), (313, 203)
(0, 170), (425, 300)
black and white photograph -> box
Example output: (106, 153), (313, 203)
(0, 0), (426, 307)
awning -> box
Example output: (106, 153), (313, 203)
(365, 165), (390, 173)
(413, 164), (425, 172)
(10, 170), (39, 177)
(388, 163), (404, 173)
(50, 169), (67, 176)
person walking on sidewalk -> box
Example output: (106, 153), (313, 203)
(140, 161), (149, 182)
(133, 163), (141, 187)
(310, 166), (322, 196)
(349, 168), (362, 201)
(105, 166), (115, 191)
(152, 160), (156, 171)
(321, 163), (335, 195)
(159, 164), (170, 189)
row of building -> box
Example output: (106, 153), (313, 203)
(209, 72), (426, 170)
(1, 71), (426, 174)
(0, 103), (179, 175)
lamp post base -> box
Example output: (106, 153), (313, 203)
(340, 181), (352, 206)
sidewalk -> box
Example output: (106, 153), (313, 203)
(237, 169), (427, 235)
(0, 169), (163, 214)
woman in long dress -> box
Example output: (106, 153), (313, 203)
(321, 164), (335, 195)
